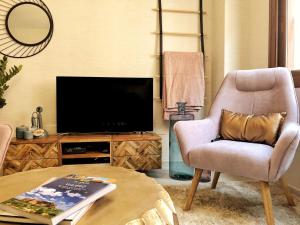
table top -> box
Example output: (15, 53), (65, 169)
(10, 133), (161, 145)
(0, 165), (165, 225)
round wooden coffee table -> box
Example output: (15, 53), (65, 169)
(0, 165), (170, 225)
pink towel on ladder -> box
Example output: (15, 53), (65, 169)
(163, 51), (205, 120)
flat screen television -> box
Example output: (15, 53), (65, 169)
(56, 77), (153, 133)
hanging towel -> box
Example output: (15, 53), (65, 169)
(163, 51), (205, 120)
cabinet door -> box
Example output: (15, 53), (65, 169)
(112, 141), (161, 157)
(3, 159), (59, 175)
(112, 155), (161, 170)
(6, 143), (58, 160)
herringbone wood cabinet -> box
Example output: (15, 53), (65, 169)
(3, 133), (162, 175)
(3, 136), (59, 175)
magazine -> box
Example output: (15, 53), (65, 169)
(0, 174), (116, 225)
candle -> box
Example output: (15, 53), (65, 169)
(24, 130), (33, 140)
(16, 126), (28, 139)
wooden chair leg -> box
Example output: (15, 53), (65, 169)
(279, 177), (296, 206)
(184, 168), (203, 211)
(260, 181), (275, 225)
(211, 171), (221, 189)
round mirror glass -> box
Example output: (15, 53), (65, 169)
(7, 3), (51, 45)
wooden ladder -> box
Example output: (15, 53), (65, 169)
(153, 0), (206, 98)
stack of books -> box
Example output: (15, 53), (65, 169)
(0, 174), (116, 225)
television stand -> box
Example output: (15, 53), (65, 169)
(3, 133), (162, 175)
(59, 133), (162, 169)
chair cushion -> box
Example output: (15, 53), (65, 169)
(220, 109), (285, 146)
(188, 140), (273, 181)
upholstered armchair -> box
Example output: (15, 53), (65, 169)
(174, 68), (300, 225)
(0, 124), (13, 171)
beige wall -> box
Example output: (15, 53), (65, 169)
(0, 0), (209, 165)
(211, 0), (269, 98)
(225, 0), (269, 72)
(210, 0), (226, 99)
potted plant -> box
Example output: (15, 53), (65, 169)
(0, 56), (22, 108)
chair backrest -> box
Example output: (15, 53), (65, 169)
(208, 67), (298, 127)
(0, 124), (13, 170)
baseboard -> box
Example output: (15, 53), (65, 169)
(289, 184), (300, 196)
(162, 161), (169, 170)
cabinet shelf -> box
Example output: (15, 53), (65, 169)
(62, 152), (110, 159)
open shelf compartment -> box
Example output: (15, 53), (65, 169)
(60, 141), (111, 165)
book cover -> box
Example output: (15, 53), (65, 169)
(0, 174), (116, 225)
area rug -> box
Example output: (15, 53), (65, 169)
(164, 181), (300, 225)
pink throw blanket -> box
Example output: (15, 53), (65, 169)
(163, 51), (205, 120)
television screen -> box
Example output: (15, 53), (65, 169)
(56, 77), (153, 133)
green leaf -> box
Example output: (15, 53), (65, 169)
(0, 56), (22, 103)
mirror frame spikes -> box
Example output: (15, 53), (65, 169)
(0, 0), (54, 58)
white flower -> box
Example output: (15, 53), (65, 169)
(30, 187), (63, 197)
(66, 190), (85, 199)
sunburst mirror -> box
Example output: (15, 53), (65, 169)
(0, 0), (53, 58)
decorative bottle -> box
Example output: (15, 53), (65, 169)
(169, 102), (194, 180)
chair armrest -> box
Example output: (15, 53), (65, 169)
(174, 118), (218, 165)
(269, 122), (300, 181)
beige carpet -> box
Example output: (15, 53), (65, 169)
(164, 181), (300, 225)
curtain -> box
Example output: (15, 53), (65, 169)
(269, 0), (297, 69)
(268, 0), (288, 67)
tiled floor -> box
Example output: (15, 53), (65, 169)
(147, 168), (192, 186)
(146, 168), (252, 186)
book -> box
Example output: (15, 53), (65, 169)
(0, 177), (93, 225)
(0, 203), (92, 225)
(0, 174), (116, 225)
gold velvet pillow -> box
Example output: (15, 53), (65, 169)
(220, 109), (286, 146)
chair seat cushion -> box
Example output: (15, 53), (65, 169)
(188, 140), (273, 181)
